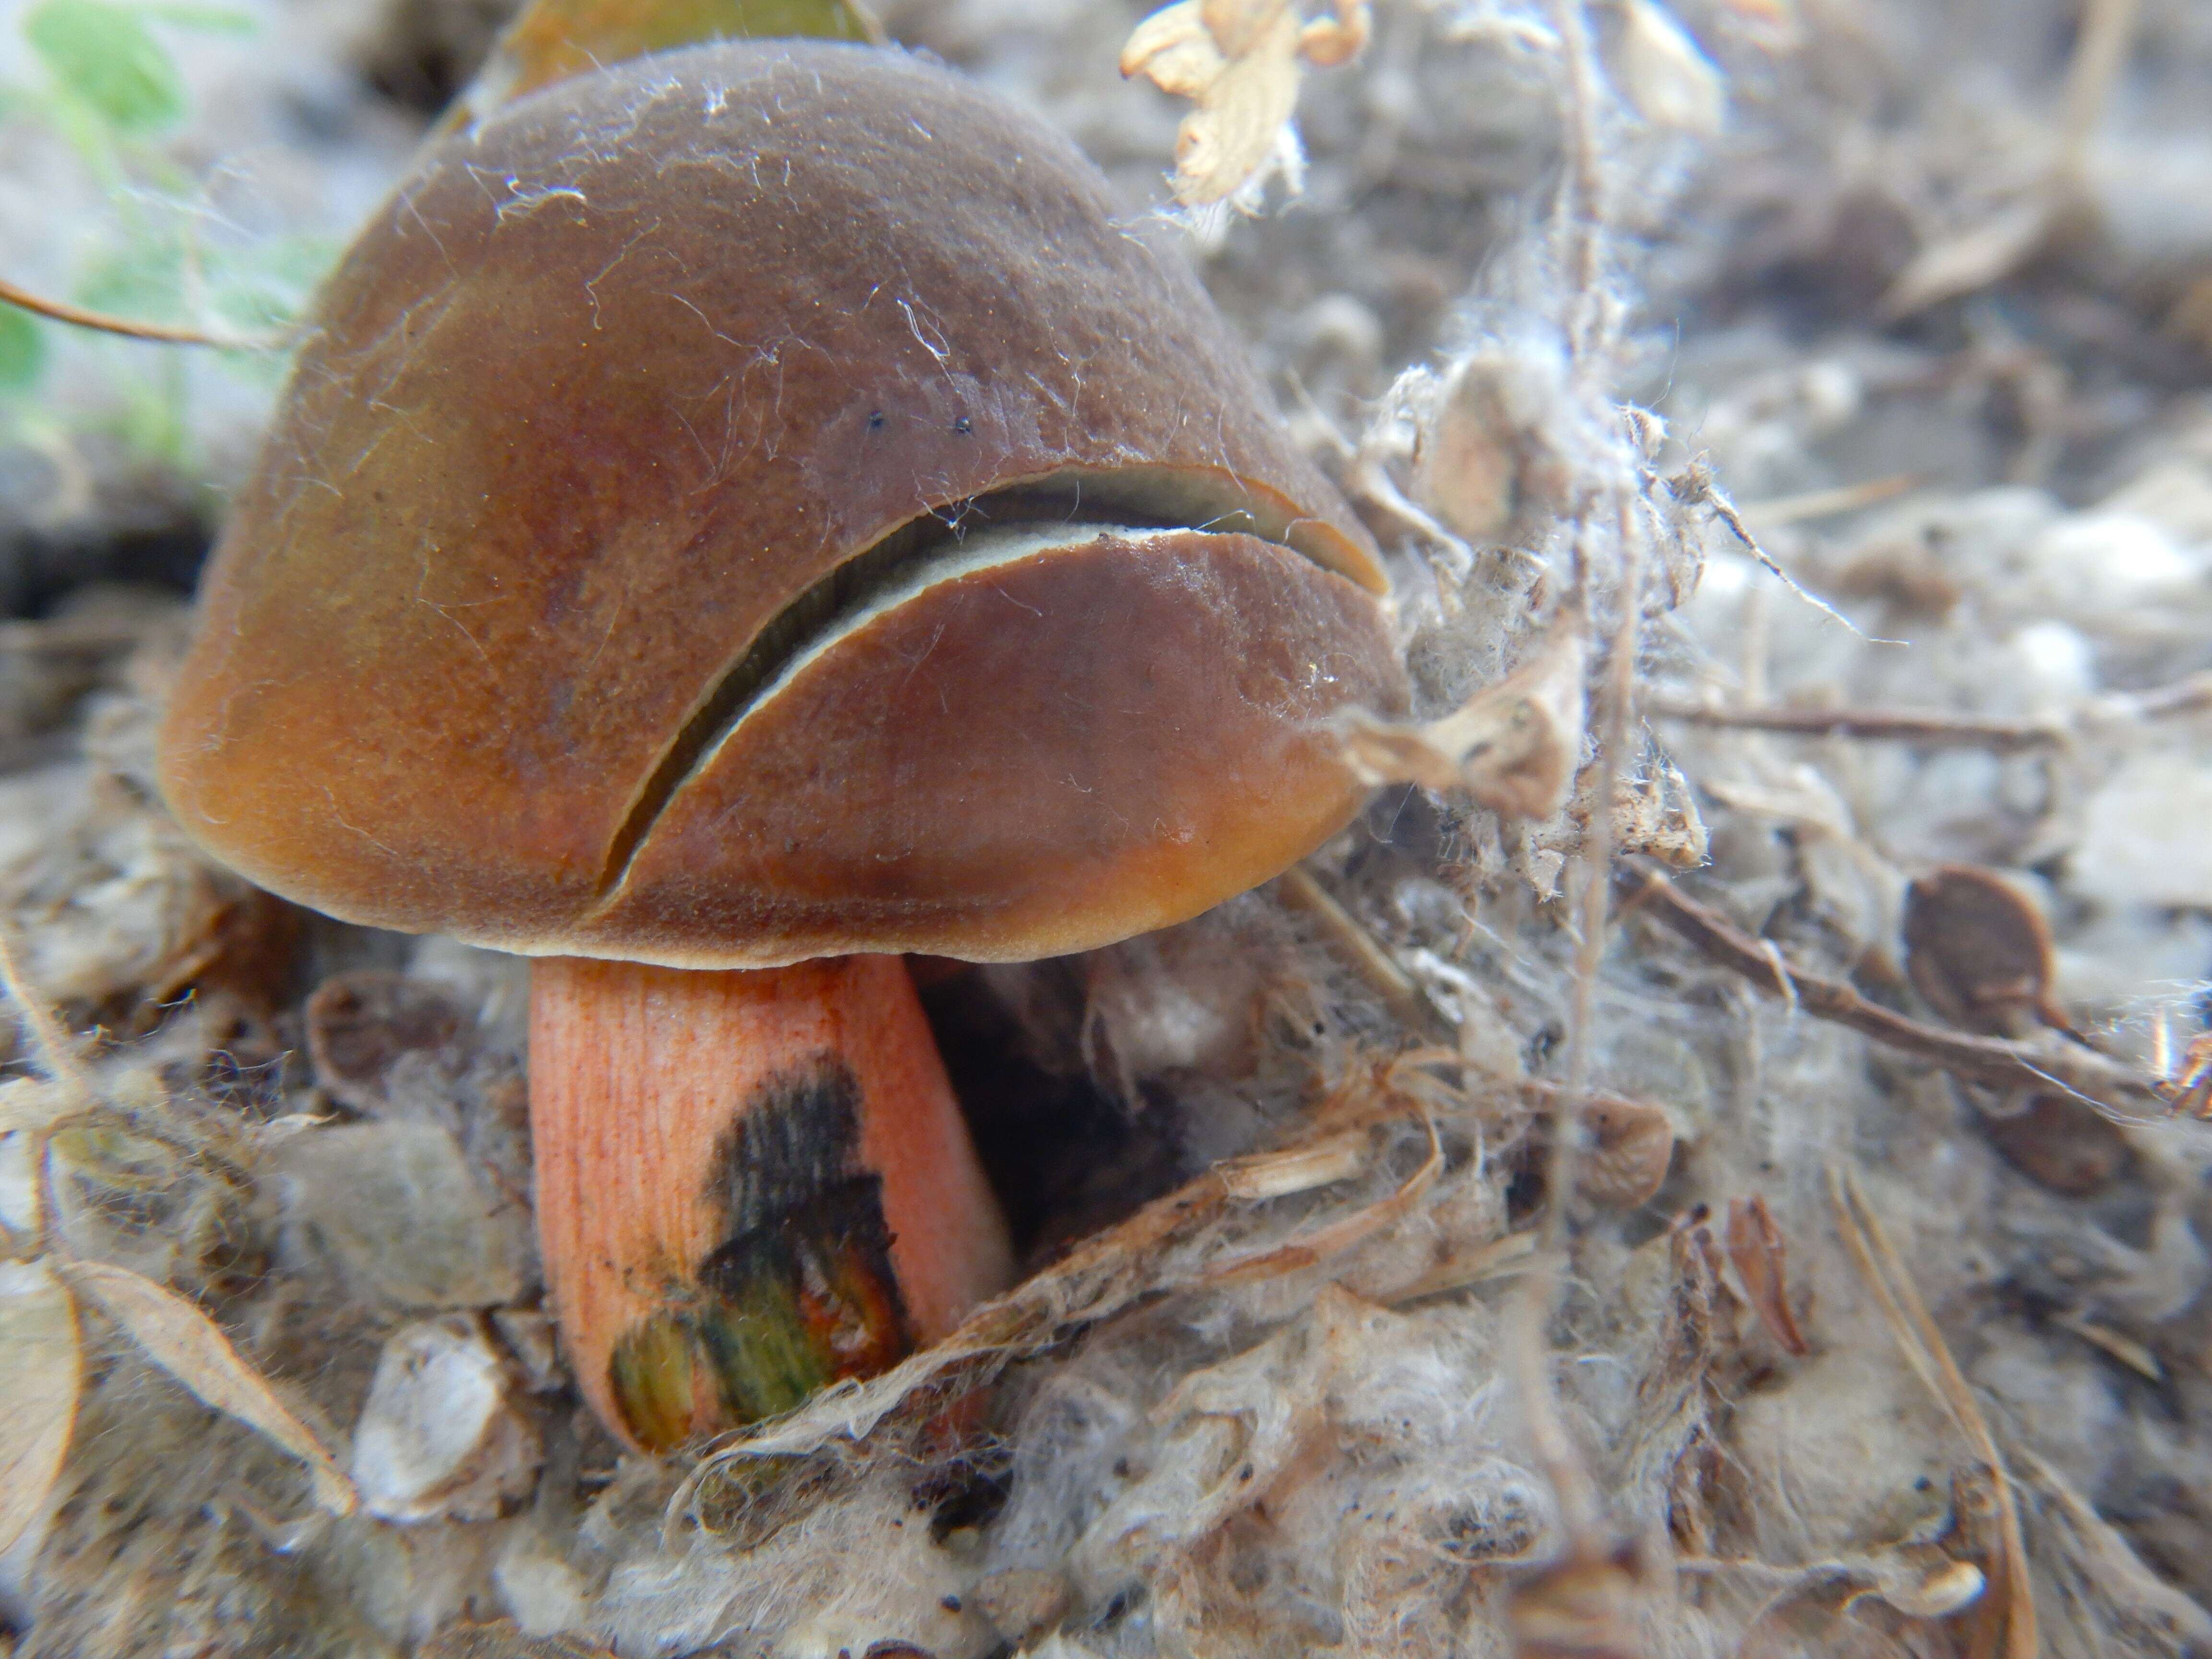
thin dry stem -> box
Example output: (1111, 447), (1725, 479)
(1695, 468), (1892, 641)
(1653, 662), (2212, 751)
(1648, 700), (2062, 752)
(2054, 0), (2142, 182)
(0, 275), (291, 351)
(1511, 504), (1643, 1554)
(1276, 865), (1451, 1036)
(1546, 0), (1608, 348)
(2110, 671), (2212, 722)
(1492, 0), (1645, 1564)
(1622, 862), (2172, 1122)
(1828, 1166), (2036, 1659)
(1198, 1109), (1442, 1286)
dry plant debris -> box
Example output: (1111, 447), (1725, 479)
(8, 0), (2212, 1656)
(1120, 0), (1372, 209)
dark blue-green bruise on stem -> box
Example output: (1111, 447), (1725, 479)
(605, 1056), (913, 1450)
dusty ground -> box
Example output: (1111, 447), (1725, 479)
(7, 0), (2212, 1656)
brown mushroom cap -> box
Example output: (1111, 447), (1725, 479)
(159, 39), (1407, 967)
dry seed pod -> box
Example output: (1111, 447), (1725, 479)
(158, 41), (1407, 1451)
(1902, 865), (2062, 1038)
(1575, 1095), (1676, 1210)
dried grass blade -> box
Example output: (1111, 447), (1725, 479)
(705, 1089), (1443, 1466)
(1214, 1129), (1369, 1200)
(0, 1257), (80, 1557)
(1827, 1166), (2037, 1659)
(1199, 1111), (1443, 1286)
(62, 1259), (357, 1515)
(1388, 1227), (1540, 1304)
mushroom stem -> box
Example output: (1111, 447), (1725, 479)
(528, 953), (1014, 1452)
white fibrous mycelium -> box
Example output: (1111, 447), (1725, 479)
(7, 1), (2212, 1657)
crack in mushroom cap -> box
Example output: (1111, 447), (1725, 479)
(158, 39), (1407, 966)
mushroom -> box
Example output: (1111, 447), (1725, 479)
(157, 39), (1408, 1451)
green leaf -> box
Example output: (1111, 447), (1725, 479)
(0, 309), (48, 394)
(75, 236), (188, 325)
(25, 0), (188, 134)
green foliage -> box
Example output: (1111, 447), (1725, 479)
(0, 0), (319, 481)
(0, 309), (47, 392)
(0, 0), (864, 470)
(24, 0), (189, 134)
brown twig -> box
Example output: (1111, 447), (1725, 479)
(1620, 862), (2174, 1124)
(2109, 671), (2212, 723)
(0, 275), (292, 352)
(1647, 700), (2062, 753)
(1651, 664), (2212, 754)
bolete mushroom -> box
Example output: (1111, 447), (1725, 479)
(158, 39), (1407, 1451)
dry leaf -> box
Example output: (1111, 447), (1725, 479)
(1340, 622), (1587, 819)
(0, 1257), (80, 1559)
(1122, 0), (1370, 207)
(62, 1258), (357, 1515)
(1614, 752), (1709, 870)
(1880, 197), (2053, 321)
(1619, 0), (1726, 136)
(1724, 1195), (1810, 1356)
